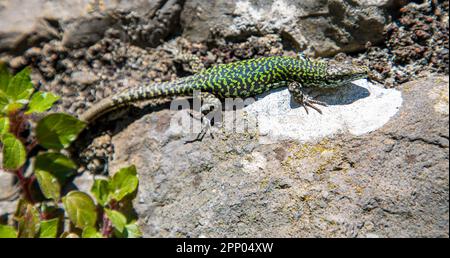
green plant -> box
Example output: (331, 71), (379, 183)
(0, 63), (141, 238)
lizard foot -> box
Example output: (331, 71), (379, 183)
(184, 92), (221, 143)
(298, 95), (328, 114)
(184, 112), (214, 143)
(288, 81), (328, 114)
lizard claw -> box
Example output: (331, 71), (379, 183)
(288, 81), (328, 115)
(299, 97), (327, 114)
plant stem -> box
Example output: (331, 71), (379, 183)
(101, 213), (113, 237)
(101, 201), (118, 238)
(6, 109), (35, 203)
(15, 166), (34, 203)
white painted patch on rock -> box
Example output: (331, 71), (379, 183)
(244, 79), (403, 144)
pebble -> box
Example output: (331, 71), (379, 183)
(71, 70), (99, 86)
(9, 56), (27, 69)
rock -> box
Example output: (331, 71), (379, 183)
(180, 1), (234, 42)
(61, 14), (117, 49)
(243, 79), (402, 143)
(0, 172), (18, 209)
(0, 157), (19, 224)
(62, 0), (184, 49)
(0, 0), (184, 53)
(0, 0), (87, 53)
(109, 75), (448, 237)
(69, 172), (96, 196)
(181, 0), (402, 56)
(71, 70), (99, 86)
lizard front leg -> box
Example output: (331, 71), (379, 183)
(288, 81), (328, 114)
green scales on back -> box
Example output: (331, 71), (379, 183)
(186, 56), (328, 98)
(80, 55), (368, 123)
(121, 56), (327, 99)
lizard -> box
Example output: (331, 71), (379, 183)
(79, 54), (369, 133)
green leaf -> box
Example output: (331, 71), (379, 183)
(0, 224), (17, 238)
(0, 64), (17, 114)
(0, 116), (9, 135)
(4, 101), (24, 114)
(4, 67), (34, 101)
(124, 222), (142, 238)
(110, 165), (138, 202)
(0, 91), (9, 113)
(26, 91), (60, 114)
(39, 218), (59, 238)
(35, 152), (77, 183)
(35, 170), (61, 201)
(82, 226), (103, 238)
(0, 62), (11, 92)
(91, 179), (111, 206)
(104, 209), (127, 233)
(35, 153), (78, 201)
(1, 133), (26, 170)
(18, 204), (40, 238)
(114, 221), (142, 238)
(62, 191), (97, 230)
(36, 113), (86, 149)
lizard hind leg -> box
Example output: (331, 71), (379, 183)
(166, 44), (205, 74)
(288, 81), (328, 114)
(181, 53), (205, 74)
(185, 92), (222, 143)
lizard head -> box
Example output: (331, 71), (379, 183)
(322, 62), (369, 88)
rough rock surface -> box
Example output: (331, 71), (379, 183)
(365, 0), (449, 87)
(0, 0), (184, 52)
(181, 0), (401, 56)
(0, 172), (18, 223)
(109, 76), (448, 237)
(1, 0), (402, 57)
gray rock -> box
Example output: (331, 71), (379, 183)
(181, 0), (402, 56)
(0, 171), (18, 205)
(61, 14), (116, 49)
(0, 0), (88, 53)
(71, 70), (99, 86)
(108, 75), (448, 237)
(0, 0), (184, 52)
(0, 159), (19, 223)
(71, 172), (95, 195)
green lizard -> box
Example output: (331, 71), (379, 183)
(79, 55), (369, 124)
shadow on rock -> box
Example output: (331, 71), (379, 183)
(289, 82), (370, 109)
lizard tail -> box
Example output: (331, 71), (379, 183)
(79, 77), (198, 123)
(79, 97), (117, 123)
